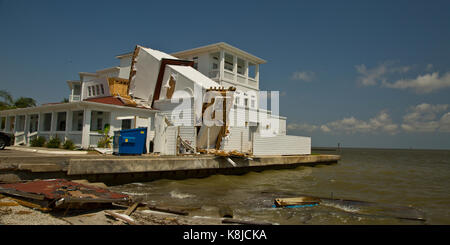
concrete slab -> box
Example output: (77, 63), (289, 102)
(0, 149), (340, 185)
(6, 146), (88, 155)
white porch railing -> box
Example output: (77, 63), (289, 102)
(248, 78), (257, 87)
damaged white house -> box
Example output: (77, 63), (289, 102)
(0, 42), (311, 156)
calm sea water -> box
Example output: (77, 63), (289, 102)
(110, 148), (450, 225)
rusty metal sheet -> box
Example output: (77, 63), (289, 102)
(0, 179), (129, 206)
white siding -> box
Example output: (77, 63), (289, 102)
(279, 118), (286, 135)
(164, 126), (178, 155)
(253, 135), (311, 156)
(154, 99), (194, 127)
(221, 127), (251, 152)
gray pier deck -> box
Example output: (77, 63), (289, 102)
(0, 149), (340, 185)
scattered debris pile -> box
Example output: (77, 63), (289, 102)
(0, 179), (130, 211)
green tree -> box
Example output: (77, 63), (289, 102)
(0, 90), (13, 110)
(13, 97), (37, 108)
(0, 90), (37, 110)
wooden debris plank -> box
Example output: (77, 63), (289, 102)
(105, 210), (137, 225)
(274, 196), (321, 207)
(124, 202), (140, 216)
(146, 205), (189, 216)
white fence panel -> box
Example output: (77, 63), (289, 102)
(253, 135), (311, 156)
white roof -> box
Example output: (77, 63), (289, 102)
(172, 42), (267, 64)
(167, 65), (220, 89)
(141, 47), (178, 61)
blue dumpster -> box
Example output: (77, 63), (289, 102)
(113, 127), (147, 155)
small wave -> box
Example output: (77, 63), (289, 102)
(322, 202), (360, 213)
(131, 182), (145, 186)
(121, 191), (147, 196)
(170, 191), (195, 199)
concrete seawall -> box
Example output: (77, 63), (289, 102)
(0, 149), (340, 185)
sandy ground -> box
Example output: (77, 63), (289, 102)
(0, 195), (225, 225)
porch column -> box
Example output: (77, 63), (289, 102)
(219, 50), (225, 82)
(81, 108), (91, 149)
(65, 110), (72, 141)
(24, 114), (30, 146)
(255, 64), (260, 86)
(245, 60), (249, 85)
(233, 55), (237, 82)
(36, 112), (41, 134)
(13, 116), (18, 145)
(109, 111), (116, 135)
(5, 116), (10, 133)
(50, 111), (57, 137)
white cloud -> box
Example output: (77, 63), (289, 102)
(291, 71), (315, 82)
(288, 104), (450, 135)
(401, 103), (450, 132)
(440, 113), (450, 132)
(355, 61), (411, 86)
(320, 125), (331, 133)
(324, 111), (398, 134)
(383, 72), (450, 94)
(288, 111), (398, 135)
(287, 123), (318, 132)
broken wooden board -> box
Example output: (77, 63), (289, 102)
(105, 210), (138, 225)
(146, 204), (189, 216)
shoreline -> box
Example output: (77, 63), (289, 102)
(0, 194), (271, 225)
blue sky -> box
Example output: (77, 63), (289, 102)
(1, 0), (449, 149)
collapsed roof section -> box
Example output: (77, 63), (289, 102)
(128, 45), (221, 108)
(128, 46), (177, 104)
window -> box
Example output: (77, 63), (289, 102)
(210, 52), (219, 70)
(96, 85), (100, 95)
(9, 116), (15, 131)
(251, 100), (255, 108)
(71, 111), (83, 131)
(237, 58), (245, 75)
(100, 84), (105, 94)
(43, 113), (52, 131)
(248, 63), (256, 78)
(192, 57), (198, 70)
(90, 111), (110, 132)
(121, 119), (132, 130)
(88, 86), (92, 96)
(0, 117), (5, 130)
(97, 118), (103, 131)
(16, 115), (25, 131)
(235, 97), (240, 106)
(56, 112), (66, 131)
(244, 98), (248, 107)
(73, 84), (81, 95)
(224, 53), (234, 72)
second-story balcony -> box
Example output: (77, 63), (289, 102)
(212, 68), (259, 89)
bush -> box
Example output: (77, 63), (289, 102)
(62, 139), (75, 150)
(97, 124), (112, 148)
(30, 136), (46, 147)
(46, 137), (61, 148)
